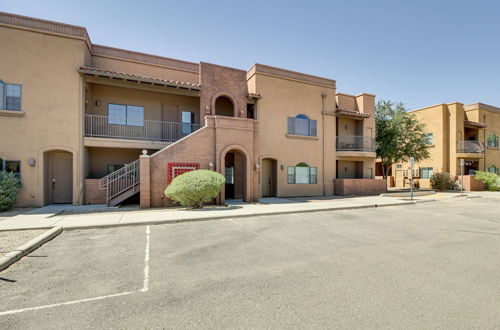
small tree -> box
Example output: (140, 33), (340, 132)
(165, 170), (225, 208)
(0, 172), (21, 212)
(376, 100), (430, 178)
(474, 171), (500, 191)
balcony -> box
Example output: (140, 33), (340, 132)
(336, 136), (375, 152)
(457, 140), (485, 154)
(84, 114), (200, 148)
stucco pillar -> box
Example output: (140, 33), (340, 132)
(140, 154), (151, 208)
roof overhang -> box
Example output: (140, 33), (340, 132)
(335, 108), (370, 120)
(464, 120), (487, 129)
(78, 66), (201, 91)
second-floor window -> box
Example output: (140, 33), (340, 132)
(287, 114), (317, 137)
(487, 133), (499, 148)
(0, 80), (22, 111)
(108, 103), (144, 126)
(424, 133), (434, 145)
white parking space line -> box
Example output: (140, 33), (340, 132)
(0, 291), (134, 316)
(141, 225), (151, 292)
(0, 225), (152, 316)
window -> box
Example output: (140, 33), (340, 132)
(181, 111), (195, 135)
(225, 167), (234, 184)
(287, 114), (317, 137)
(108, 103), (144, 126)
(420, 167), (433, 179)
(287, 163), (317, 184)
(247, 104), (256, 119)
(0, 81), (22, 111)
(107, 164), (125, 174)
(487, 165), (498, 174)
(487, 133), (499, 148)
(1, 159), (21, 178)
(424, 133), (434, 145)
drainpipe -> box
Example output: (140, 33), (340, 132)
(321, 93), (327, 196)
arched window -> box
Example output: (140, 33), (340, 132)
(287, 114), (317, 137)
(487, 133), (499, 148)
(287, 162), (317, 184)
(487, 165), (498, 174)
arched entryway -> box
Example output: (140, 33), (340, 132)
(215, 96), (235, 117)
(44, 150), (73, 204)
(261, 158), (277, 197)
(223, 149), (247, 200)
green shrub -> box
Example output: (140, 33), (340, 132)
(164, 170), (225, 208)
(0, 172), (21, 212)
(430, 172), (454, 191)
(474, 171), (500, 191)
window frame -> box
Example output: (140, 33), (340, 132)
(420, 167), (433, 179)
(287, 114), (317, 137)
(107, 103), (145, 127)
(487, 133), (499, 148)
(1, 159), (21, 178)
(0, 81), (22, 111)
(287, 164), (317, 184)
(424, 133), (434, 146)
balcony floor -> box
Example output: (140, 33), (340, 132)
(84, 136), (171, 150)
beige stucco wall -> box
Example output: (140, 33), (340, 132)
(252, 72), (337, 197)
(0, 25), (89, 206)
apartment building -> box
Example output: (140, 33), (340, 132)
(391, 102), (500, 189)
(0, 12), (384, 208)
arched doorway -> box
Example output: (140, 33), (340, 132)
(224, 149), (246, 200)
(215, 96), (235, 117)
(261, 158), (277, 197)
(44, 150), (73, 204)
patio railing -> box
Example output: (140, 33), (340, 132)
(336, 136), (375, 152)
(85, 114), (200, 142)
(457, 140), (485, 154)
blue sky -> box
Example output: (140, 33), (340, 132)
(1, 0), (499, 109)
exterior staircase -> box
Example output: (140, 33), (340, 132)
(99, 159), (140, 206)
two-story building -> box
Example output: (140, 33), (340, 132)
(0, 12), (384, 208)
(391, 102), (500, 189)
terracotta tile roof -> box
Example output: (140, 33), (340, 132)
(464, 120), (487, 128)
(335, 108), (370, 118)
(247, 92), (262, 99)
(78, 66), (201, 90)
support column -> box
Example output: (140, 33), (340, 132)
(140, 154), (151, 208)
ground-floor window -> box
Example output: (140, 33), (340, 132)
(288, 163), (317, 184)
(0, 159), (21, 178)
(487, 165), (499, 174)
(420, 167), (433, 179)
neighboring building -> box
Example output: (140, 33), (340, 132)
(0, 12), (384, 208)
(390, 102), (500, 189)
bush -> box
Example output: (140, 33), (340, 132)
(474, 171), (500, 191)
(430, 172), (454, 191)
(0, 172), (21, 212)
(164, 170), (225, 208)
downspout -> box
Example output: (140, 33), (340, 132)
(321, 93), (327, 196)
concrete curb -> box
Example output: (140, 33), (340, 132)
(0, 227), (63, 272)
(62, 199), (435, 231)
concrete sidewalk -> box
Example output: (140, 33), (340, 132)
(0, 194), (448, 231)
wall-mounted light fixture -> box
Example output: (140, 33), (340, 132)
(255, 163), (260, 172)
(209, 162), (214, 170)
(28, 157), (36, 167)
(95, 99), (102, 107)
(280, 164), (284, 170)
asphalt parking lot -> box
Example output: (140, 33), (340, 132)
(1, 196), (500, 329)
